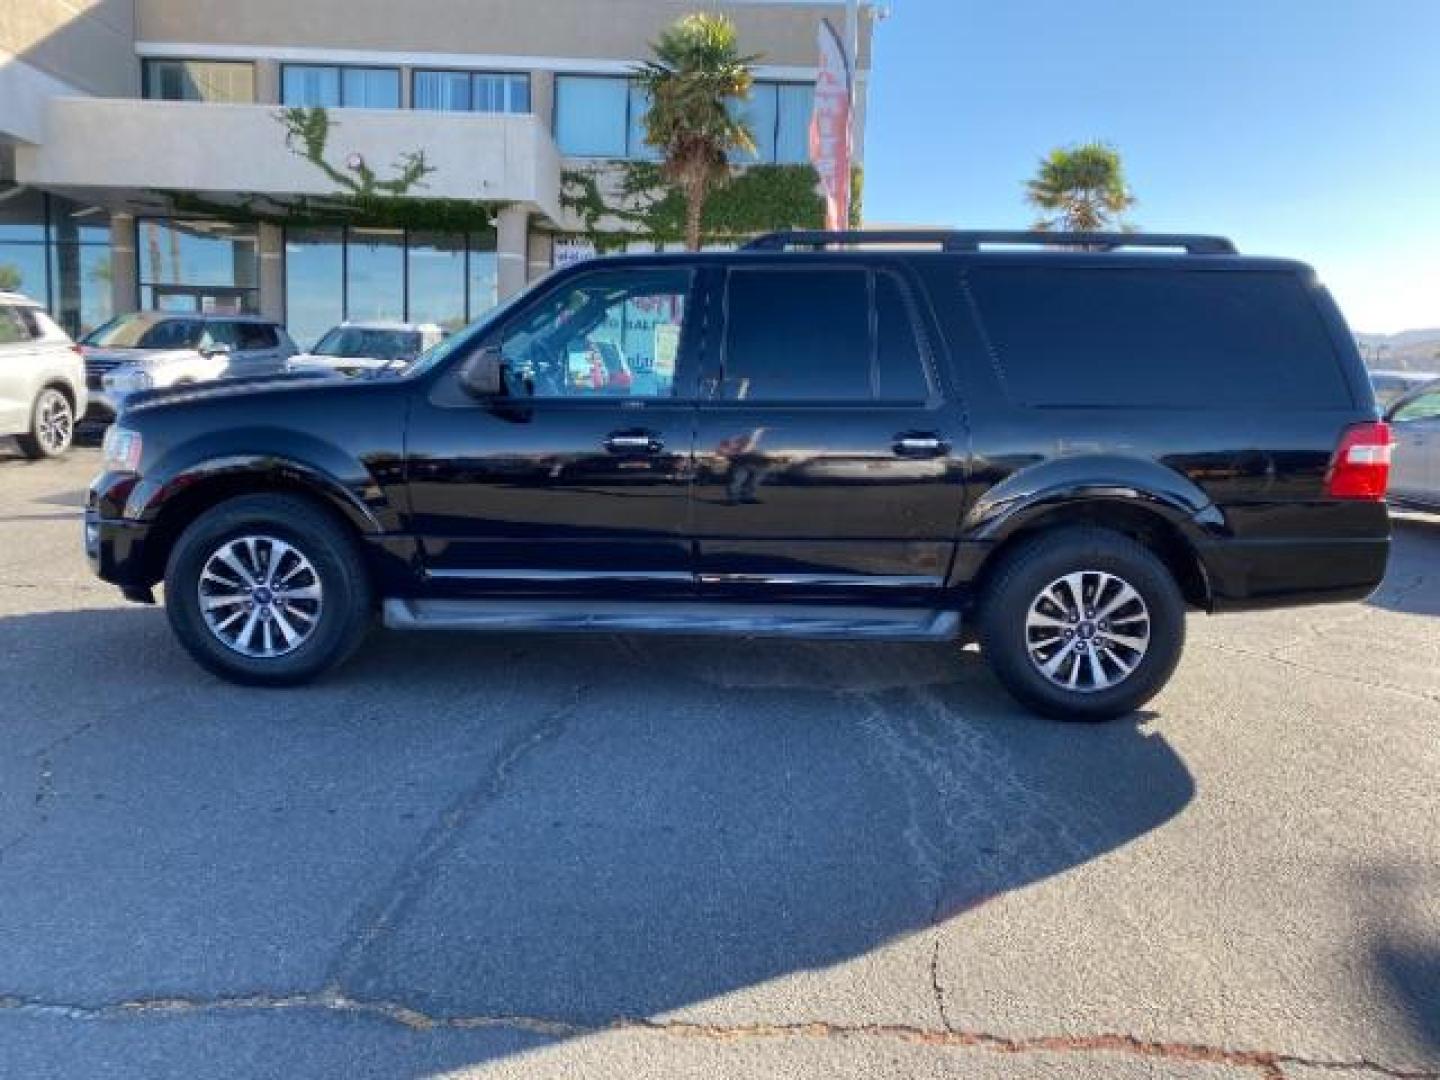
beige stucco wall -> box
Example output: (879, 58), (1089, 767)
(0, 0), (136, 97)
(136, 0), (872, 69)
(18, 98), (565, 221)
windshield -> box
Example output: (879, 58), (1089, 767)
(313, 327), (423, 361)
(83, 314), (201, 350)
(402, 282), (543, 378)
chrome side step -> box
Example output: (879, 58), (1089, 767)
(383, 599), (961, 642)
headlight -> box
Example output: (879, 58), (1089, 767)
(101, 426), (143, 473)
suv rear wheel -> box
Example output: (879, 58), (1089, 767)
(17, 387), (74, 459)
(164, 494), (373, 686)
(978, 527), (1185, 721)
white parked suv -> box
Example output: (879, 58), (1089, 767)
(83, 312), (297, 417)
(0, 292), (87, 458)
(286, 321), (445, 377)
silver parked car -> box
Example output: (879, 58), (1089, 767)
(1387, 378), (1440, 511)
(1370, 368), (1439, 410)
(286, 321), (445, 377)
(83, 312), (297, 417)
(0, 291), (87, 458)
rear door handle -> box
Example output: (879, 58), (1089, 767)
(605, 429), (664, 454)
(893, 432), (949, 458)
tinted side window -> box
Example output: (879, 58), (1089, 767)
(969, 268), (1352, 409)
(0, 305), (33, 345)
(499, 267), (691, 399)
(236, 323), (280, 350)
(876, 274), (931, 400)
(722, 268), (871, 400)
(141, 320), (203, 349)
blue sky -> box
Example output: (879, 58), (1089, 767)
(862, 0), (1440, 333)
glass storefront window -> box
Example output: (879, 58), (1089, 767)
(0, 243), (47, 301)
(0, 193), (113, 338)
(406, 233), (466, 332)
(283, 226), (500, 335)
(139, 220), (259, 289)
(346, 228), (405, 321)
(468, 235), (500, 320)
(49, 244), (113, 339)
(138, 219), (259, 316)
(47, 197), (110, 244)
(285, 227), (344, 350)
(0, 189), (49, 242)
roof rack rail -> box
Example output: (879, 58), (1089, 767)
(741, 230), (1238, 255)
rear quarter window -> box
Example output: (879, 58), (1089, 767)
(968, 267), (1353, 409)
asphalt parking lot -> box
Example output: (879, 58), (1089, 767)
(0, 441), (1436, 1080)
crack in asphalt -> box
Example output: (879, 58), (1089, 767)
(1197, 641), (1440, 706)
(0, 992), (1433, 1078)
(928, 937), (953, 1034)
(325, 682), (586, 989)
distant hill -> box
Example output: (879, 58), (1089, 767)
(1355, 329), (1440, 372)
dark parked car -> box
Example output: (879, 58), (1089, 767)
(86, 231), (1392, 720)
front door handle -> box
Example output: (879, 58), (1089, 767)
(893, 431), (949, 458)
(605, 429), (664, 454)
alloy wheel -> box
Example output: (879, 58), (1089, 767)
(198, 535), (324, 658)
(1024, 570), (1151, 693)
(36, 391), (73, 455)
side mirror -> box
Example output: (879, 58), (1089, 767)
(202, 342), (232, 359)
(459, 345), (506, 398)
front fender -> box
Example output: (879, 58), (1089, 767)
(124, 428), (397, 535)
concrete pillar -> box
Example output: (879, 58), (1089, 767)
(255, 60), (281, 105)
(109, 213), (139, 314)
(527, 229), (553, 283)
(496, 206), (530, 300)
(258, 222), (284, 321)
(530, 70), (555, 133)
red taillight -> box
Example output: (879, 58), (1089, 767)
(1325, 421), (1393, 500)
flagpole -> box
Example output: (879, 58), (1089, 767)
(845, 0), (859, 157)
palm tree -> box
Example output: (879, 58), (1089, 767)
(635, 13), (758, 251)
(1025, 142), (1137, 232)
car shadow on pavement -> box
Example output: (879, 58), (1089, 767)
(0, 607), (1194, 1072)
(1361, 867), (1440, 1057)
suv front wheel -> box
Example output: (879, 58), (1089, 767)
(978, 527), (1185, 721)
(164, 494), (374, 686)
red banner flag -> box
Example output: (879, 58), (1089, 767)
(810, 18), (853, 231)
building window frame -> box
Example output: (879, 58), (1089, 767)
(555, 75), (815, 163)
(280, 63), (402, 109)
(411, 69), (531, 114)
(141, 58), (257, 103)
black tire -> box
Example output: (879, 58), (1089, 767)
(163, 493), (374, 686)
(16, 386), (74, 459)
(977, 527), (1185, 721)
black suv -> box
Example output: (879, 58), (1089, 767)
(85, 231), (1392, 719)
